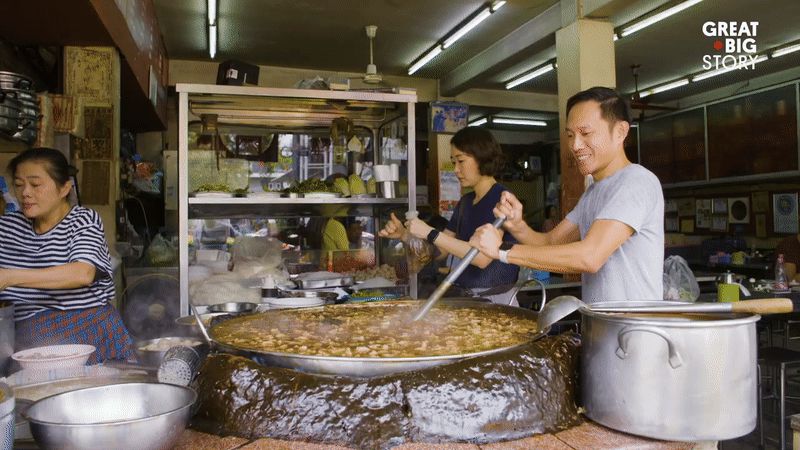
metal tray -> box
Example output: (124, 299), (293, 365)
(294, 275), (354, 289)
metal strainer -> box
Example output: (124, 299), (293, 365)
(157, 346), (205, 386)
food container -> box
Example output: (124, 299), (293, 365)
(11, 345), (95, 370)
(259, 297), (326, 310)
(580, 301), (758, 441)
(207, 302), (258, 314)
(135, 337), (204, 367)
(0, 382), (13, 450)
(294, 275), (354, 289)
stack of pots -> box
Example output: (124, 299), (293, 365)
(0, 71), (38, 144)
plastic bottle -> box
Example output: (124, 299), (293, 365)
(774, 253), (790, 293)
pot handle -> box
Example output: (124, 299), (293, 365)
(615, 325), (683, 369)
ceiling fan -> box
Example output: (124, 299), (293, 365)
(348, 25), (393, 88)
(629, 64), (676, 121)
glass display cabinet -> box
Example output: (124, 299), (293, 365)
(177, 84), (418, 314)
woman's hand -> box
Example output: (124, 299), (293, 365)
(469, 224), (504, 260)
(378, 212), (409, 241)
(405, 218), (434, 240)
(495, 191), (525, 233)
(0, 269), (11, 290)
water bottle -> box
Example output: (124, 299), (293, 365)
(774, 253), (790, 294)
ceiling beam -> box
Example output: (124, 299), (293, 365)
(439, 3), (561, 97)
(455, 88), (558, 113)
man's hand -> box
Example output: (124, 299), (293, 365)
(378, 212), (409, 241)
(495, 191), (525, 233)
(469, 224), (503, 260)
(406, 217), (434, 240)
(0, 269), (11, 290)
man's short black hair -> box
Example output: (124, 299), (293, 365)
(566, 87), (632, 126)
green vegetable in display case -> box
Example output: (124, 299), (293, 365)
(196, 183), (232, 193)
(285, 178), (335, 194)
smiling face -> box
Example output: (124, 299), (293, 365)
(13, 160), (72, 221)
(565, 100), (630, 180)
(450, 145), (482, 188)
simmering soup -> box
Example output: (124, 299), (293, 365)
(211, 302), (539, 358)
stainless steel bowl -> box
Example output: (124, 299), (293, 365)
(23, 382), (196, 450)
(207, 301), (258, 314)
(175, 312), (227, 338)
(135, 337), (204, 367)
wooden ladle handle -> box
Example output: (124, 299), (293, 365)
(730, 298), (796, 314)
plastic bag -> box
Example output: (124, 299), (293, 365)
(145, 234), (177, 266)
(663, 255), (699, 302)
(403, 212), (433, 275)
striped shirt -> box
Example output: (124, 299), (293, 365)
(0, 206), (114, 321)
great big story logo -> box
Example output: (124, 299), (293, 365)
(702, 21), (762, 71)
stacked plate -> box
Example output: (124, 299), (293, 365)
(0, 71), (38, 144)
(259, 297), (325, 310)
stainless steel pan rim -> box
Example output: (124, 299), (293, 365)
(199, 299), (547, 377)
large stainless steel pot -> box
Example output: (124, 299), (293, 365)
(199, 299), (546, 377)
(0, 303), (13, 377)
(0, 71), (33, 91)
(580, 301), (758, 441)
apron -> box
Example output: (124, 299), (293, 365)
(15, 304), (136, 364)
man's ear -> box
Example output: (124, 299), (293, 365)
(616, 120), (630, 142)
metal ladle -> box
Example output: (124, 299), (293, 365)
(537, 295), (799, 330)
(412, 217), (506, 321)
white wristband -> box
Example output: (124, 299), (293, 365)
(498, 249), (510, 264)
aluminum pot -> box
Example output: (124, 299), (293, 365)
(0, 303), (13, 377)
(0, 71), (33, 90)
(580, 301), (758, 441)
(0, 382), (13, 449)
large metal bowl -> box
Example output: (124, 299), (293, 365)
(207, 299), (546, 377)
(23, 382), (196, 450)
(207, 301), (258, 314)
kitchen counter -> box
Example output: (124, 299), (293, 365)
(173, 421), (713, 449)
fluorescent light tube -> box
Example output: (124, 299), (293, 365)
(493, 118), (547, 126)
(505, 63), (555, 89)
(209, 25), (217, 59)
(408, 45), (442, 75)
(491, 1), (506, 12)
(620, 0), (703, 37)
(443, 8), (491, 49)
(207, 0), (216, 25)
(772, 43), (800, 58)
(692, 54), (767, 81)
(469, 117), (488, 127)
(639, 78), (689, 98)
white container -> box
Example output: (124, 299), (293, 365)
(11, 345), (95, 371)
(260, 297), (325, 310)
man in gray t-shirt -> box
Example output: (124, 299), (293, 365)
(469, 87), (665, 303)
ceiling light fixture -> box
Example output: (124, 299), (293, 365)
(772, 42), (800, 58)
(692, 54), (768, 81)
(207, 0), (217, 25)
(209, 24), (217, 59)
(639, 78), (690, 98)
(619, 0), (703, 38)
(469, 117), (488, 127)
(208, 0), (217, 58)
(505, 62), (556, 89)
(493, 118), (547, 126)
(408, 45), (443, 75)
(407, 0), (505, 75)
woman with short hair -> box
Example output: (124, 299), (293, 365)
(0, 147), (135, 363)
(379, 127), (519, 304)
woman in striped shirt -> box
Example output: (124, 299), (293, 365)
(0, 148), (134, 364)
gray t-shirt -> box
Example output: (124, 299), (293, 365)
(565, 164), (664, 303)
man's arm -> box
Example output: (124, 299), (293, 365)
(471, 219), (633, 274)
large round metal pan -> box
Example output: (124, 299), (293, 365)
(203, 299), (546, 378)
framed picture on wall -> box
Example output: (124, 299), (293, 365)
(677, 198), (694, 216)
(665, 199), (678, 214)
(696, 199), (711, 228)
(752, 191), (770, 213)
(665, 216), (679, 232)
(711, 215), (728, 232)
(773, 192), (798, 233)
(712, 198), (727, 214)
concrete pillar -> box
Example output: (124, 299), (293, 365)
(555, 18), (616, 215)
